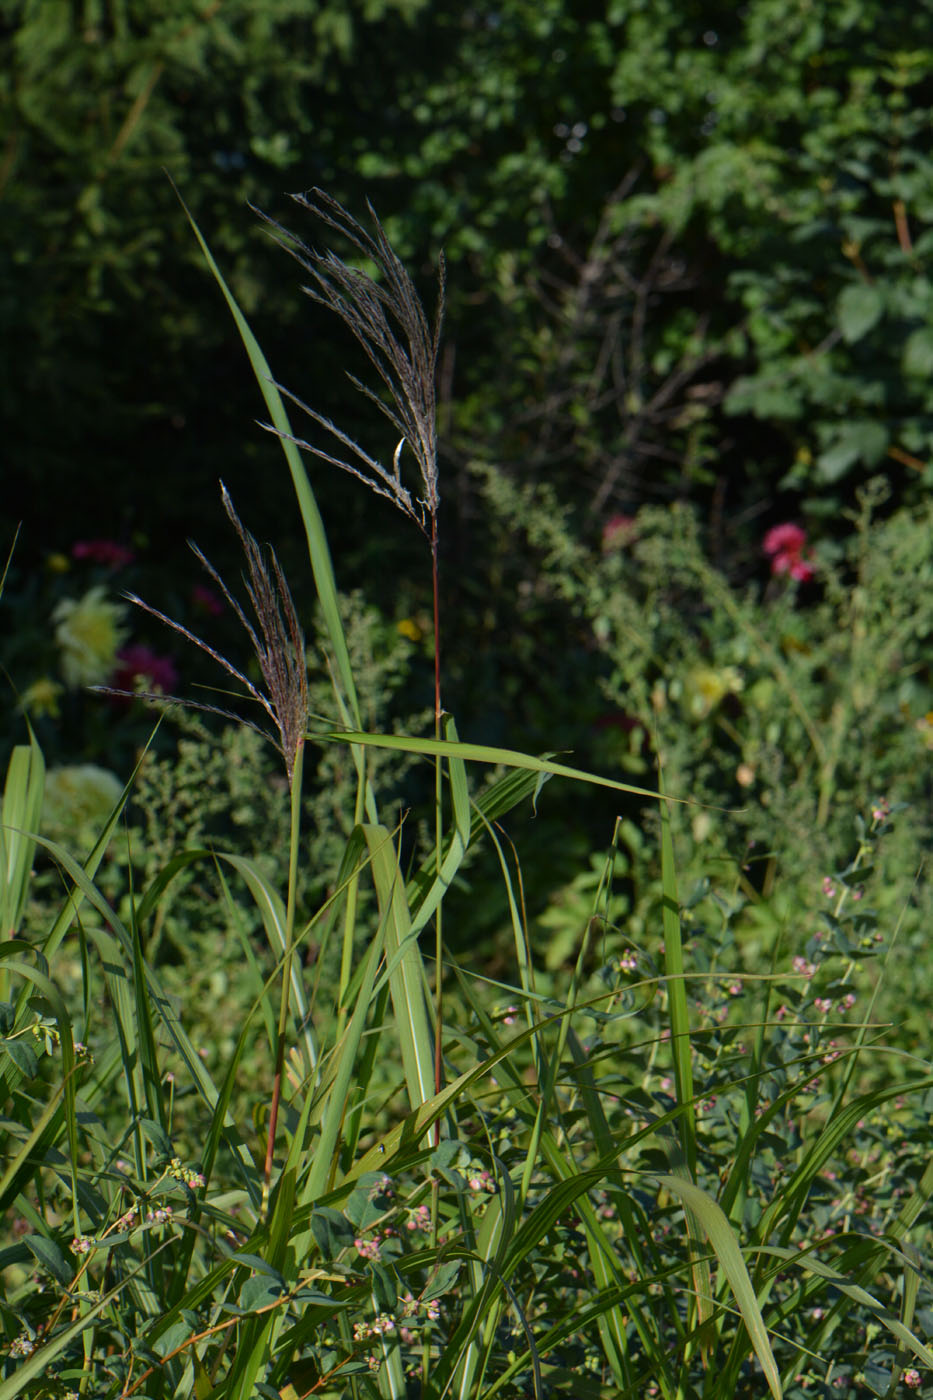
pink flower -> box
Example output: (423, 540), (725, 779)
(763, 523), (815, 582)
(602, 514), (637, 551)
(72, 539), (135, 569)
(111, 645), (178, 697)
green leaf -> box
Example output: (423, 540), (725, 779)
(309, 1208), (354, 1260)
(724, 374), (804, 420)
(25, 1234), (72, 1286)
(837, 283), (884, 343)
(152, 1319), (190, 1359)
(903, 326), (933, 377)
(3, 1037), (39, 1079)
(232, 1253), (285, 1279)
(239, 1275), (287, 1312)
(817, 420), (888, 481)
(138, 1117), (173, 1158)
(345, 1177), (389, 1230)
(421, 1260), (461, 1303)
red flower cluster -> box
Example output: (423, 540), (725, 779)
(110, 645), (178, 698)
(72, 539), (135, 569)
(763, 523), (814, 582)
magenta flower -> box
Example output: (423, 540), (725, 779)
(72, 539), (135, 569)
(111, 644), (178, 697)
(763, 523), (814, 582)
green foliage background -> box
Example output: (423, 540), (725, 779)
(5, 0), (933, 561)
(4, 0), (932, 980)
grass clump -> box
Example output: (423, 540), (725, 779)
(0, 194), (930, 1400)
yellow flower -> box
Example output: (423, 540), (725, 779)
(397, 617), (423, 642)
(684, 665), (743, 721)
(42, 765), (124, 846)
(53, 586), (128, 687)
(19, 677), (65, 719)
(46, 552), (70, 574)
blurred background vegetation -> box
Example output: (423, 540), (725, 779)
(2, 0), (932, 973)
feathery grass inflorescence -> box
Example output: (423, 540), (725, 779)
(256, 187), (445, 537)
(99, 484), (308, 790)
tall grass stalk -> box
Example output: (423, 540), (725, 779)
(259, 189), (451, 1139)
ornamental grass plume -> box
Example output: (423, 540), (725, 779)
(255, 188), (445, 539)
(255, 188), (447, 742)
(99, 485), (308, 789)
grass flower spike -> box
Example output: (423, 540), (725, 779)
(112, 485), (308, 788)
(257, 188), (445, 535)
(190, 484), (309, 788)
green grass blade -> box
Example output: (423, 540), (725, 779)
(1, 735), (45, 943)
(129, 903), (168, 1132)
(38, 835), (261, 1203)
(409, 713), (472, 938)
(301, 931), (387, 1203)
(327, 729), (683, 804)
(656, 1173), (782, 1400)
(658, 788), (713, 1352)
(0, 951), (78, 1223)
(658, 796), (695, 1165)
(758, 1243), (933, 1374)
(757, 1078), (933, 1246)
(361, 824), (435, 1108)
(219, 852), (317, 1070)
(405, 764), (544, 926)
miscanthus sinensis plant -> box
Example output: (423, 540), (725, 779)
(0, 194), (931, 1400)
